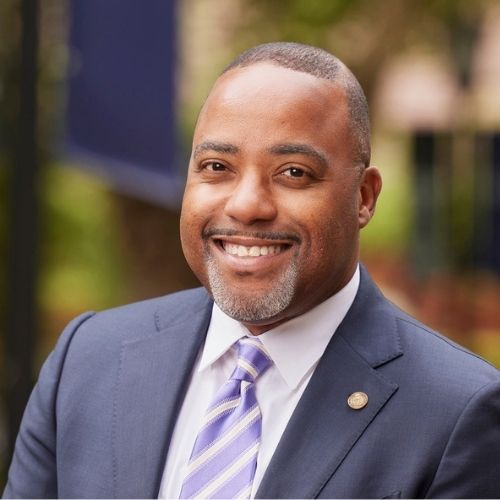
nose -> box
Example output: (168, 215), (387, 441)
(223, 172), (277, 225)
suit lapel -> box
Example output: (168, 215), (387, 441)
(256, 267), (403, 498)
(112, 291), (212, 499)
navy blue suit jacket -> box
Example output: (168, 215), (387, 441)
(4, 267), (500, 498)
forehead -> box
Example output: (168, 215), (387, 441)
(194, 63), (351, 154)
(208, 62), (340, 103)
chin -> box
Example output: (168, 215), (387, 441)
(207, 265), (298, 325)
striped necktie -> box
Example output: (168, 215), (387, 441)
(180, 336), (271, 499)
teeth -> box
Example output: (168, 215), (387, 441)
(249, 246), (260, 257)
(223, 243), (283, 257)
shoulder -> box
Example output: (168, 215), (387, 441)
(352, 266), (499, 396)
(388, 310), (500, 498)
(375, 295), (500, 423)
(37, 287), (212, 421)
(50, 287), (212, 368)
(79, 286), (212, 337)
(394, 305), (498, 388)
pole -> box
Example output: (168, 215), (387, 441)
(5, 0), (39, 463)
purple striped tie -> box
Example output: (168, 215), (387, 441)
(179, 337), (271, 499)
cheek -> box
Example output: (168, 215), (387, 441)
(300, 197), (358, 263)
(182, 182), (225, 222)
(180, 184), (212, 228)
(179, 198), (206, 267)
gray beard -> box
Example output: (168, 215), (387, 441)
(206, 254), (298, 323)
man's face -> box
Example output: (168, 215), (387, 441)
(180, 62), (380, 334)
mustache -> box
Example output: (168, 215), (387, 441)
(203, 227), (301, 243)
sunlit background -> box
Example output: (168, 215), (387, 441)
(1, 0), (499, 486)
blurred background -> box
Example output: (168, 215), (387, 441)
(1, 0), (499, 486)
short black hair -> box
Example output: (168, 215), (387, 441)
(223, 42), (370, 168)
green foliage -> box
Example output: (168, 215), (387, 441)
(244, 0), (356, 44)
(38, 165), (127, 313)
(361, 134), (412, 252)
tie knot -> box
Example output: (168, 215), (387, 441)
(231, 337), (271, 383)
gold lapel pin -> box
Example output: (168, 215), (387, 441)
(347, 391), (368, 410)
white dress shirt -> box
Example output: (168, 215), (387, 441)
(158, 266), (360, 499)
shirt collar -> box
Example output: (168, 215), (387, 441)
(199, 265), (360, 390)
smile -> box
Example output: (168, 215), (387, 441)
(222, 242), (285, 257)
(208, 233), (298, 275)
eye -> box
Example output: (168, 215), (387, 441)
(282, 167), (305, 178)
(275, 165), (320, 188)
(204, 161), (227, 172)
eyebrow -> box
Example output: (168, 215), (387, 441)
(268, 143), (328, 169)
(193, 141), (239, 159)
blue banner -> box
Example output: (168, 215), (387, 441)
(65, 0), (182, 207)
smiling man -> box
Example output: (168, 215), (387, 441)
(4, 42), (500, 499)
(180, 58), (379, 333)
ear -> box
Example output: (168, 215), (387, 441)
(358, 166), (382, 228)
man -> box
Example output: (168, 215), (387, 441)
(4, 42), (500, 499)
